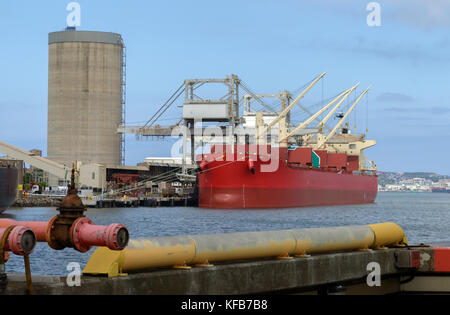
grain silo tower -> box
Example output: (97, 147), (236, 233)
(47, 29), (126, 168)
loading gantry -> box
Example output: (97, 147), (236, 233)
(118, 72), (376, 180)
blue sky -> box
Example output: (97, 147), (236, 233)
(0, 0), (449, 174)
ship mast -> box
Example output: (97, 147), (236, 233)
(256, 72), (327, 142)
(315, 87), (370, 149)
(258, 79), (376, 172)
(279, 84), (359, 143)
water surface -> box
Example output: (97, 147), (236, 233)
(2, 192), (449, 276)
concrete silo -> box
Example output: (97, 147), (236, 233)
(47, 29), (126, 168)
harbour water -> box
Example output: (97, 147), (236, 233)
(2, 191), (450, 276)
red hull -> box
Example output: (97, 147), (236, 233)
(198, 147), (378, 209)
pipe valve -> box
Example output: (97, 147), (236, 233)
(0, 169), (129, 253)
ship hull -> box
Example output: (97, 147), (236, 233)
(0, 167), (18, 213)
(198, 148), (377, 209)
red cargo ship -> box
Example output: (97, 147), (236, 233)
(198, 145), (377, 209)
(157, 72), (377, 209)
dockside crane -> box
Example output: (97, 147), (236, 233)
(315, 87), (370, 149)
(311, 86), (377, 172)
(118, 72), (377, 180)
(256, 71), (327, 143)
(279, 83), (359, 143)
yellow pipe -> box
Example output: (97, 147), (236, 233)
(290, 225), (375, 256)
(190, 230), (296, 264)
(83, 222), (407, 277)
(368, 222), (407, 249)
(123, 237), (196, 271)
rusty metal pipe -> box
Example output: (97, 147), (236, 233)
(0, 226), (36, 293)
(0, 220), (47, 242)
(71, 218), (129, 252)
(0, 218), (128, 253)
(0, 226), (36, 256)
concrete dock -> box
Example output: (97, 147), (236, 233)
(92, 196), (196, 208)
(13, 195), (196, 208)
(2, 246), (450, 295)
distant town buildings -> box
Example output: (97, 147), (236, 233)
(377, 171), (450, 192)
